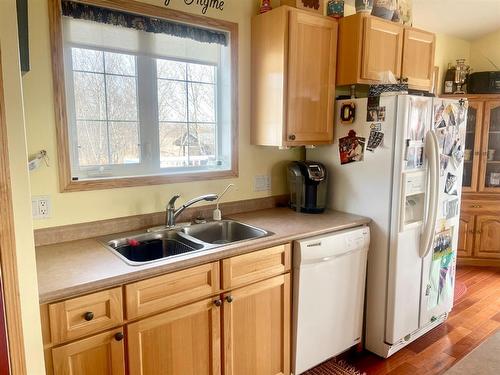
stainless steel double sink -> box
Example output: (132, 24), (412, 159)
(101, 220), (272, 266)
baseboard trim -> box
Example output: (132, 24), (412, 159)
(34, 194), (289, 247)
(457, 258), (500, 267)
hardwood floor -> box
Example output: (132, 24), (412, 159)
(342, 265), (500, 375)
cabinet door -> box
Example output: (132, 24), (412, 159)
(479, 101), (500, 192)
(127, 298), (221, 375)
(462, 101), (484, 192)
(474, 215), (500, 259)
(457, 212), (475, 258)
(361, 17), (403, 82)
(401, 28), (435, 91)
(224, 274), (290, 375)
(52, 328), (125, 375)
(286, 10), (337, 145)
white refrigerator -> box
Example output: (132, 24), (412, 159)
(308, 95), (468, 358)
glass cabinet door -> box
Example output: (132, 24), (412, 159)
(480, 101), (500, 191)
(462, 101), (483, 192)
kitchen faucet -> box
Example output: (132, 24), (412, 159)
(166, 194), (218, 227)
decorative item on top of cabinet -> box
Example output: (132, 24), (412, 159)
(259, 0), (272, 14)
(281, 0), (324, 14)
(251, 6), (337, 147)
(327, 0), (344, 18)
(372, 0), (396, 20)
(355, 0), (373, 13)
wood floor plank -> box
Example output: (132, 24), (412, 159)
(343, 266), (500, 375)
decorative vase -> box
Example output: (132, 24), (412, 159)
(327, 0), (344, 18)
(372, 0), (396, 20)
(355, 0), (373, 13)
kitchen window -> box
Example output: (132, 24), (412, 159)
(50, 0), (238, 191)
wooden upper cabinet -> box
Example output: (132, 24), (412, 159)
(337, 13), (435, 91)
(458, 212), (474, 258)
(223, 274), (290, 375)
(474, 215), (500, 259)
(360, 17), (403, 82)
(127, 298), (221, 375)
(286, 10), (337, 145)
(52, 328), (125, 375)
(251, 6), (337, 147)
(401, 28), (435, 90)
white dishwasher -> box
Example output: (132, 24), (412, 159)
(292, 226), (370, 375)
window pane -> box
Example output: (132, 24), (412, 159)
(159, 122), (189, 168)
(106, 75), (138, 121)
(109, 122), (140, 164)
(193, 123), (216, 164)
(188, 83), (215, 123)
(73, 72), (106, 120)
(76, 120), (109, 166)
(72, 47), (104, 72)
(158, 80), (187, 122)
(157, 60), (186, 80)
(104, 51), (136, 76)
(187, 63), (215, 83)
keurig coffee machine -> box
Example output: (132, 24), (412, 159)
(287, 161), (327, 213)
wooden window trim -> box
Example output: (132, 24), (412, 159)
(48, 0), (239, 192)
(0, 48), (28, 374)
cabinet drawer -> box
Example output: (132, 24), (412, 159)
(125, 262), (219, 319)
(461, 201), (500, 212)
(222, 244), (291, 289)
(49, 287), (123, 344)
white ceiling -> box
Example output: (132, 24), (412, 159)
(345, 0), (500, 40)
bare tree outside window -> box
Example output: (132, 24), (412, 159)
(157, 59), (217, 168)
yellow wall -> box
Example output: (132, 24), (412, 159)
(0, 1), (45, 373)
(470, 28), (500, 72)
(24, 0), (302, 230)
(433, 33), (471, 94)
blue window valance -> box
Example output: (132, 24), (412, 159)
(61, 0), (228, 46)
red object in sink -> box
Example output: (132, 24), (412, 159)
(127, 239), (140, 247)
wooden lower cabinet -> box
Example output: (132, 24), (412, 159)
(475, 215), (500, 259)
(223, 274), (291, 375)
(458, 212), (474, 257)
(52, 328), (125, 375)
(127, 297), (221, 375)
(45, 244), (292, 375)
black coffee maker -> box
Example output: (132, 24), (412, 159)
(287, 161), (327, 213)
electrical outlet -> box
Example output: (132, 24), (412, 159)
(32, 195), (51, 219)
(254, 175), (271, 192)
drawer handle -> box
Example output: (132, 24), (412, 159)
(471, 205), (482, 208)
(114, 332), (124, 341)
(213, 299), (222, 307)
(83, 312), (94, 321)
(225, 295), (234, 303)
(288, 134), (296, 141)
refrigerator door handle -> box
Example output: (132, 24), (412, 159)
(419, 130), (440, 258)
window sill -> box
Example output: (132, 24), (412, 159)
(60, 169), (238, 192)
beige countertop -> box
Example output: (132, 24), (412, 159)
(36, 208), (370, 304)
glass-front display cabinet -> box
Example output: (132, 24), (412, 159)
(462, 101), (483, 192)
(481, 101), (500, 191)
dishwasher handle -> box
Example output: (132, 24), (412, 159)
(299, 246), (367, 266)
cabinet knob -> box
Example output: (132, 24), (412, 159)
(83, 312), (94, 321)
(288, 134), (296, 141)
(225, 295), (234, 303)
(213, 299), (222, 307)
(114, 332), (124, 341)
(474, 151), (480, 156)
